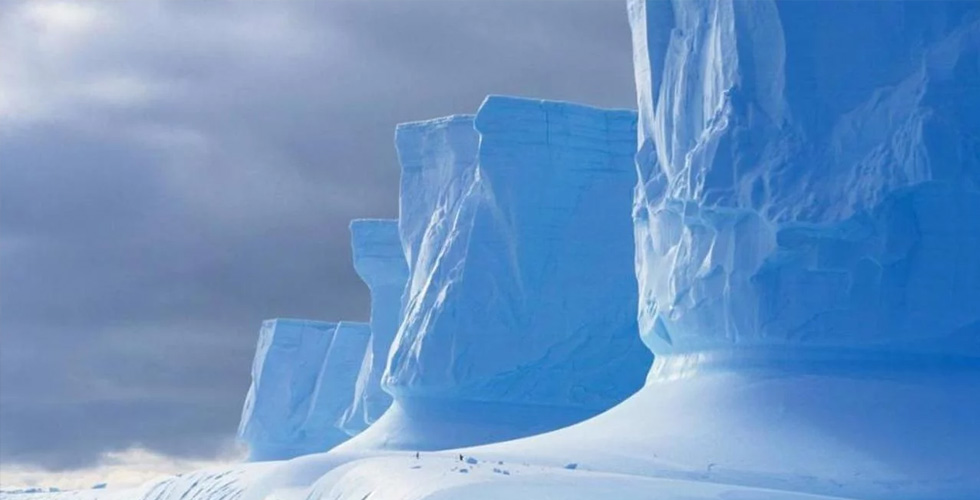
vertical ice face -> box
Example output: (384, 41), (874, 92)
(394, 114), (480, 295)
(628, 0), (980, 357)
(306, 322), (371, 439)
(238, 319), (368, 461)
(383, 96), (652, 417)
(239, 319), (338, 461)
(342, 220), (408, 434)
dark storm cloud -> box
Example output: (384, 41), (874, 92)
(0, 1), (635, 470)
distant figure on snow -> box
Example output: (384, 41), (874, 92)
(415, 451), (420, 459)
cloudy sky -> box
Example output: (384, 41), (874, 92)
(0, 0), (635, 488)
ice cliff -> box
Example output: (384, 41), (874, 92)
(318, 5), (979, 496)
(342, 219), (408, 434)
(629, 0), (980, 357)
(304, 322), (371, 442)
(28, 2), (980, 499)
(346, 96), (652, 450)
(238, 319), (369, 461)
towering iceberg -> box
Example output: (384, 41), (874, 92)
(317, 6), (980, 496)
(553, 0), (980, 496)
(238, 319), (369, 461)
(342, 219), (408, 434)
(629, 0), (980, 356)
(349, 96), (652, 450)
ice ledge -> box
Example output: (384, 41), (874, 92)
(648, 347), (980, 382)
(350, 218), (407, 286)
(394, 115), (477, 173)
(474, 95), (638, 160)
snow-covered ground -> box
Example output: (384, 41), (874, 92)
(0, 463), (275, 500)
(299, 454), (855, 500)
(232, 352), (979, 500)
(2, 456), (853, 500)
(22, 350), (974, 500)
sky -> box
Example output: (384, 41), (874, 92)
(0, 0), (636, 488)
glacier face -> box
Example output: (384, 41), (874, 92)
(380, 96), (652, 434)
(342, 219), (408, 434)
(238, 319), (368, 461)
(629, 0), (980, 356)
(305, 322), (370, 440)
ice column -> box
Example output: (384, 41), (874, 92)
(342, 219), (408, 433)
(374, 97), (652, 449)
(628, 0), (980, 358)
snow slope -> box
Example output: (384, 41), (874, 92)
(249, 351), (979, 500)
(302, 453), (860, 500)
(0, 463), (276, 500)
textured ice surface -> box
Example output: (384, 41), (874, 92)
(238, 319), (368, 461)
(355, 96), (652, 449)
(305, 322), (370, 439)
(629, 0), (980, 356)
(342, 220), (407, 434)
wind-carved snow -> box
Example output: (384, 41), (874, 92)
(238, 319), (368, 461)
(341, 96), (652, 451)
(629, 0), (980, 355)
(0, 464), (278, 500)
(342, 219), (408, 435)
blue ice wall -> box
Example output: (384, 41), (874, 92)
(238, 319), (366, 461)
(628, 0), (980, 356)
(383, 96), (652, 420)
(395, 114), (480, 280)
(306, 321), (370, 439)
(342, 219), (408, 434)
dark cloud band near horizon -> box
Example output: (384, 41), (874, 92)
(0, 1), (636, 471)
